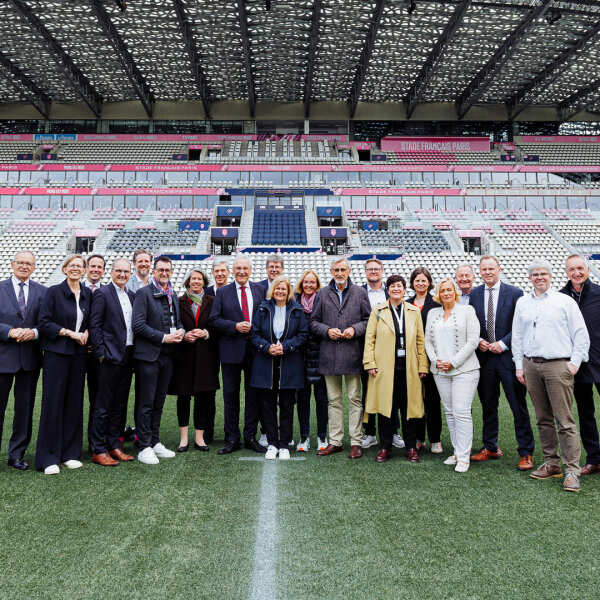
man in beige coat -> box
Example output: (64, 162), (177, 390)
(363, 274), (428, 462)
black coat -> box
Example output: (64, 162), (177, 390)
(408, 293), (440, 330)
(295, 292), (322, 385)
(560, 279), (600, 383)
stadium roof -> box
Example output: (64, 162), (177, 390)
(1, 0), (600, 121)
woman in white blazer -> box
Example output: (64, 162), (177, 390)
(425, 277), (480, 472)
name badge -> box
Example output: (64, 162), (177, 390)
(170, 327), (177, 334)
(397, 349), (406, 357)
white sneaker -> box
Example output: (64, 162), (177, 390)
(44, 464), (60, 475)
(288, 439), (295, 446)
(444, 455), (458, 465)
(361, 434), (378, 449)
(138, 447), (159, 464)
(278, 448), (290, 460)
(455, 461), (469, 473)
(317, 437), (328, 451)
(265, 445), (278, 460)
(431, 442), (443, 454)
(296, 437), (310, 452)
(392, 434), (405, 449)
(153, 443), (175, 458)
(258, 434), (268, 448)
(61, 460), (83, 469)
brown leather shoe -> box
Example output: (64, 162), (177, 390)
(563, 473), (581, 492)
(92, 452), (119, 467)
(517, 454), (533, 471)
(407, 448), (419, 463)
(471, 447), (503, 461)
(530, 463), (563, 480)
(317, 443), (342, 456)
(349, 445), (363, 459)
(375, 449), (392, 463)
(580, 463), (600, 476)
(109, 448), (135, 462)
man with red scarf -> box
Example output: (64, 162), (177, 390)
(132, 256), (184, 465)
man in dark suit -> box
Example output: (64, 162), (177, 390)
(89, 258), (136, 467)
(205, 258), (230, 297)
(132, 256), (185, 464)
(470, 255), (535, 470)
(0, 251), (46, 470)
(257, 253), (284, 291)
(82, 254), (105, 450)
(208, 255), (266, 454)
(560, 254), (600, 476)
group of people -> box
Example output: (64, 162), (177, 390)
(0, 249), (599, 492)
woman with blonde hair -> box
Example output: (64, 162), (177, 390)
(35, 254), (92, 475)
(250, 276), (309, 460)
(425, 277), (480, 473)
(293, 269), (329, 452)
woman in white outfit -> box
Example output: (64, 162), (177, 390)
(425, 277), (480, 472)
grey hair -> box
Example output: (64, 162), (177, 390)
(233, 255), (252, 268)
(111, 257), (131, 270)
(183, 267), (209, 290)
(212, 258), (229, 270)
(528, 258), (553, 276)
(330, 257), (350, 269)
(455, 263), (474, 277)
(13, 250), (35, 263)
(265, 253), (284, 268)
(566, 254), (589, 268)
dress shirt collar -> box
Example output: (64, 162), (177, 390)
(485, 281), (501, 292)
(529, 287), (553, 300)
(11, 275), (28, 288)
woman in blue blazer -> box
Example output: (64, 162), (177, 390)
(35, 254), (92, 475)
(249, 276), (309, 460)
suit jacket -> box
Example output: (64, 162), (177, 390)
(208, 281), (265, 364)
(89, 283), (135, 365)
(38, 279), (92, 355)
(205, 284), (216, 297)
(0, 278), (47, 372)
(470, 282), (523, 369)
(132, 283), (183, 362)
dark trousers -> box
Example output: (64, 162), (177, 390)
(362, 369), (400, 437)
(415, 373), (442, 444)
(378, 368), (417, 451)
(0, 369), (39, 460)
(478, 358), (535, 456)
(177, 391), (216, 432)
(90, 352), (134, 454)
(135, 351), (174, 451)
(573, 381), (600, 465)
(221, 347), (261, 443)
(297, 376), (329, 439)
(35, 351), (86, 470)
(85, 353), (100, 447)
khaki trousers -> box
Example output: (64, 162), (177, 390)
(523, 358), (581, 475)
(324, 375), (362, 447)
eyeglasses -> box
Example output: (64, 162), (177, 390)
(332, 268), (348, 273)
(366, 268), (382, 273)
(67, 264), (85, 270)
(155, 268), (172, 274)
(14, 261), (34, 267)
(530, 272), (550, 278)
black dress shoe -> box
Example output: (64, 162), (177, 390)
(245, 439), (267, 454)
(194, 442), (209, 452)
(7, 457), (29, 471)
(204, 435), (214, 444)
(177, 444), (189, 453)
(217, 440), (241, 455)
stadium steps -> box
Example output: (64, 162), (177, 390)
(238, 209), (254, 246)
(305, 210), (321, 246)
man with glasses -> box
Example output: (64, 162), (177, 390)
(310, 257), (371, 458)
(512, 259), (590, 492)
(560, 254), (600, 477)
(89, 258), (136, 466)
(258, 254), (284, 291)
(132, 256), (185, 465)
(0, 251), (46, 470)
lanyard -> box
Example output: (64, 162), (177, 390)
(390, 302), (404, 349)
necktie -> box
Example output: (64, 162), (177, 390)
(90, 283), (96, 293)
(18, 282), (26, 318)
(240, 285), (250, 322)
(487, 287), (495, 343)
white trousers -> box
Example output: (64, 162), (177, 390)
(433, 370), (479, 463)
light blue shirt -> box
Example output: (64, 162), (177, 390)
(273, 304), (286, 341)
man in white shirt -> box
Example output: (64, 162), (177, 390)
(512, 258), (590, 492)
(455, 263), (475, 305)
(88, 258), (136, 466)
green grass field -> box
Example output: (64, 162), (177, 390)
(1, 382), (599, 600)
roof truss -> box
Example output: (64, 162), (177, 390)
(559, 79), (600, 119)
(237, 0), (256, 117)
(303, 0), (323, 118)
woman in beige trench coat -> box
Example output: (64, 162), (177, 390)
(363, 274), (429, 463)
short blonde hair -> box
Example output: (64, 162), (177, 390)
(432, 277), (461, 304)
(293, 269), (322, 296)
(62, 254), (87, 271)
(266, 275), (294, 303)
